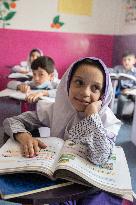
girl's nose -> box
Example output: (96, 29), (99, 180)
(80, 86), (91, 96)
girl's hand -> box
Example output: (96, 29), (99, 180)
(15, 132), (47, 158)
(85, 100), (102, 117)
(17, 84), (31, 93)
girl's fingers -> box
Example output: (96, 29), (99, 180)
(23, 140), (46, 157)
(33, 140), (40, 155)
(23, 144), (30, 158)
(27, 141), (36, 157)
(37, 139), (47, 149)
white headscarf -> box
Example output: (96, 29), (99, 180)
(37, 57), (121, 138)
(27, 48), (43, 70)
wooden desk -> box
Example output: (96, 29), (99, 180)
(0, 135), (100, 205)
(131, 95), (136, 146)
(8, 184), (99, 205)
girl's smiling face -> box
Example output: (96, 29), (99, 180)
(68, 64), (104, 112)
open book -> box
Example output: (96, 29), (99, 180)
(8, 72), (33, 79)
(0, 137), (133, 200)
(0, 88), (55, 102)
(110, 73), (136, 81)
(124, 89), (136, 96)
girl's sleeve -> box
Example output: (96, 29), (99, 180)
(3, 111), (45, 139)
(68, 113), (116, 165)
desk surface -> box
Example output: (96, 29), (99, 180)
(8, 183), (99, 205)
(0, 135), (99, 205)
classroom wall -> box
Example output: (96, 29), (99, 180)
(5, 0), (119, 35)
(0, 0), (136, 80)
(0, 0), (118, 79)
(0, 28), (114, 78)
(112, 0), (136, 65)
(113, 35), (136, 66)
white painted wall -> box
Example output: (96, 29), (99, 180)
(4, 0), (118, 34)
(2, 0), (136, 35)
(116, 0), (136, 35)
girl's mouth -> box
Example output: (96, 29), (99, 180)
(74, 97), (90, 106)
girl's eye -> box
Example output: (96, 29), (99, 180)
(91, 85), (101, 93)
(74, 79), (84, 86)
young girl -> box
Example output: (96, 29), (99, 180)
(12, 48), (43, 74)
(3, 57), (125, 205)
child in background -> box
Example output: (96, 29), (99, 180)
(12, 48), (43, 74)
(3, 57), (122, 205)
(112, 51), (136, 118)
(7, 56), (59, 103)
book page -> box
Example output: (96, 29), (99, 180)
(55, 141), (132, 195)
(0, 89), (17, 97)
(110, 73), (119, 79)
(0, 89), (55, 102)
(0, 137), (64, 177)
(110, 73), (136, 82)
(8, 73), (30, 79)
(0, 89), (27, 100)
(118, 73), (136, 81)
(10, 91), (55, 101)
(125, 89), (136, 96)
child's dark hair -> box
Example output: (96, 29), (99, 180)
(68, 58), (106, 94)
(31, 56), (55, 74)
(122, 51), (135, 58)
(29, 48), (42, 57)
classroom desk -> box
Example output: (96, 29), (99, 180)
(0, 96), (32, 113)
(0, 89), (55, 113)
(130, 94), (136, 146)
(0, 136), (135, 205)
(0, 134), (100, 205)
(8, 183), (99, 205)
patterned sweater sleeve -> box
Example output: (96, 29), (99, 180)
(68, 113), (115, 165)
(3, 111), (44, 139)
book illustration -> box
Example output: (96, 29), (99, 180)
(58, 140), (116, 177)
(0, 138), (64, 173)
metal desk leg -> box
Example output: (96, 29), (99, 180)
(131, 96), (136, 146)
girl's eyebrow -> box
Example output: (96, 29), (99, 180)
(73, 75), (83, 79)
(73, 75), (103, 86)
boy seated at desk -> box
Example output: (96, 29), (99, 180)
(7, 56), (60, 103)
(111, 51), (136, 119)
